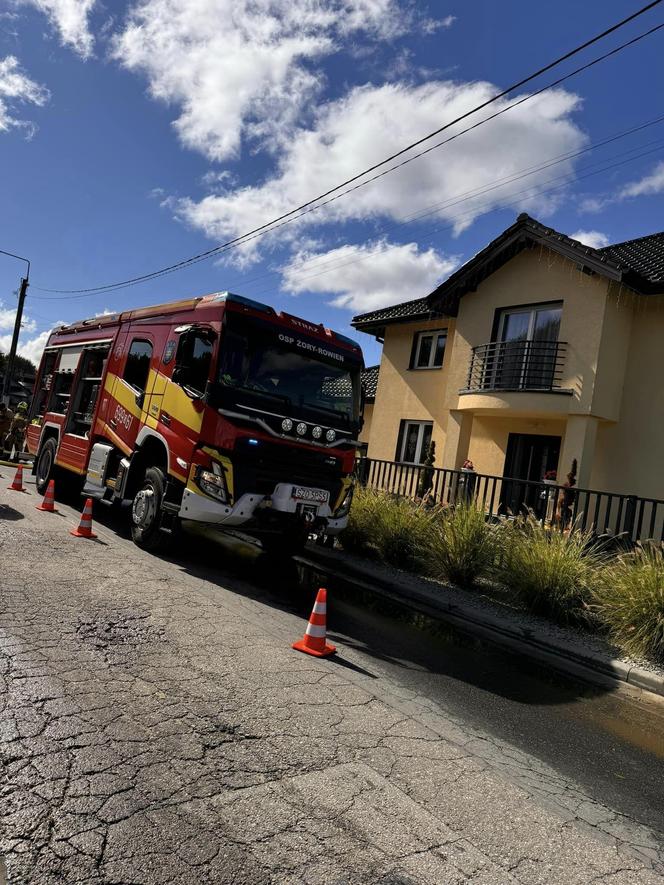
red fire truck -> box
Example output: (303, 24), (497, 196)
(27, 292), (363, 554)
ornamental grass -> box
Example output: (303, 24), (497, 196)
(426, 503), (499, 588)
(341, 486), (435, 572)
(594, 544), (664, 662)
(496, 515), (607, 625)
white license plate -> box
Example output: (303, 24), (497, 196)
(292, 486), (329, 504)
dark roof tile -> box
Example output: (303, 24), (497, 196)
(599, 231), (664, 284)
(361, 364), (379, 400)
(352, 296), (434, 327)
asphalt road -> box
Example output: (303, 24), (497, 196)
(177, 525), (664, 834)
(1, 470), (663, 884)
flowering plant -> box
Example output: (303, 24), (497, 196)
(462, 459), (475, 471)
(544, 470), (557, 481)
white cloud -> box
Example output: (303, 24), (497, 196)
(579, 161), (664, 214)
(569, 229), (610, 249)
(281, 239), (458, 312)
(0, 328), (50, 365)
(22, 1), (97, 58)
(0, 302), (54, 365)
(178, 80), (586, 264)
(619, 161), (664, 199)
(113, 0), (412, 162)
(0, 302), (37, 334)
(0, 55), (49, 136)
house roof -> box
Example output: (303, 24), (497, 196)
(352, 214), (664, 337)
(361, 364), (379, 402)
(599, 231), (664, 285)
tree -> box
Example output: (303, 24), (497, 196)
(0, 352), (36, 377)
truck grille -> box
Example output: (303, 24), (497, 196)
(232, 438), (342, 501)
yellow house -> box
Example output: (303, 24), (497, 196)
(353, 214), (664, 501)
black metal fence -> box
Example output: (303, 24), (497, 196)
(356, 457), (664, 543)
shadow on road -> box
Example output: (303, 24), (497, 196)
(0, 503), (24, 521)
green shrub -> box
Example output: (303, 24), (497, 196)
(340, 486), (383, 557)
(595, 545), (664, 662)
(497, 516), (606, 624)
(426, 504), (498, 588)
(342, 487), (435, 571)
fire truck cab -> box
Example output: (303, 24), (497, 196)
(27, 292), (363, 554)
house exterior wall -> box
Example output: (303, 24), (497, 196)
(443, 247), (610, 418)
(467, 415), (568, 477)
(590, 296), (664, 499)
(364, 242), (664, 502)
(359, 402), (373, 444)
(365, 316), (454, 462)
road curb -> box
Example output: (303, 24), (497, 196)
(299, 546), (664, 700)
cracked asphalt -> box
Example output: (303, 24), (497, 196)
(1, 475), (663, 884)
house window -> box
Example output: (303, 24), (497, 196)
(492, 302), (562, 389)
(123, 339), (153, 393)
(412, 330), (446, 369)
(396, 420), (433, 464)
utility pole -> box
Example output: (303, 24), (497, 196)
(0, 250), (31, 406)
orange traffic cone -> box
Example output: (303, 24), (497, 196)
(7, 464), (26, 492)
(36, 479), (58, 513)
(292, 587), (336, 658)
(70, 497), (97, 539)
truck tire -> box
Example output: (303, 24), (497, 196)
(35, 438), (58, 495)
(130, 466), (169, 552)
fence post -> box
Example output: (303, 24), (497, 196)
(357, 454), (370, 487)
(623, 495), (638, 540)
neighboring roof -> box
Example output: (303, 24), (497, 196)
(352, 214), (664, 338)
(350, 296), (444, 331)
(361, 364), (379, 402)
(599, 231), (664, 285)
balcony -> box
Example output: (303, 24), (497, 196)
(462, 339), (569, 394)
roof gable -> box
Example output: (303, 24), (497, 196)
(352, 214), (664, 337)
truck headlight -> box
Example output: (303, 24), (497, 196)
(196, 466), (228, 503)
(334, 484), (354, 518)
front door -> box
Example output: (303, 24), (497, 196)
(500, 433), (561, 515)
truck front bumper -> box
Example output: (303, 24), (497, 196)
(179, 486), (349, 535)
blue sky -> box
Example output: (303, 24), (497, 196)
(1, 0), (663, 369)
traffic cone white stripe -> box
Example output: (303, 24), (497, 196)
(305, 623), (327, 638)
(312, 601), (327, 614)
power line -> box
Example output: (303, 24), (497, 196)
(32, 135), (664, 309)
(244, 142), (664, 299)
(34, 1), (664, 297)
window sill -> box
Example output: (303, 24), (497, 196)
(408, 366), (444, 372)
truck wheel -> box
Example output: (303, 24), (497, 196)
(35, 439), (58, 495)
(130, 466), (168, 552)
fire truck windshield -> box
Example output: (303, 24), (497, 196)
(216, 317), (361, 428)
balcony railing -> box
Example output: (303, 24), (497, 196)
(463, 339), (568, 393)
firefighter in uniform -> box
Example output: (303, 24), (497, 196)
(3, 401), (28, 460)
(0, 402), (13, 452)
